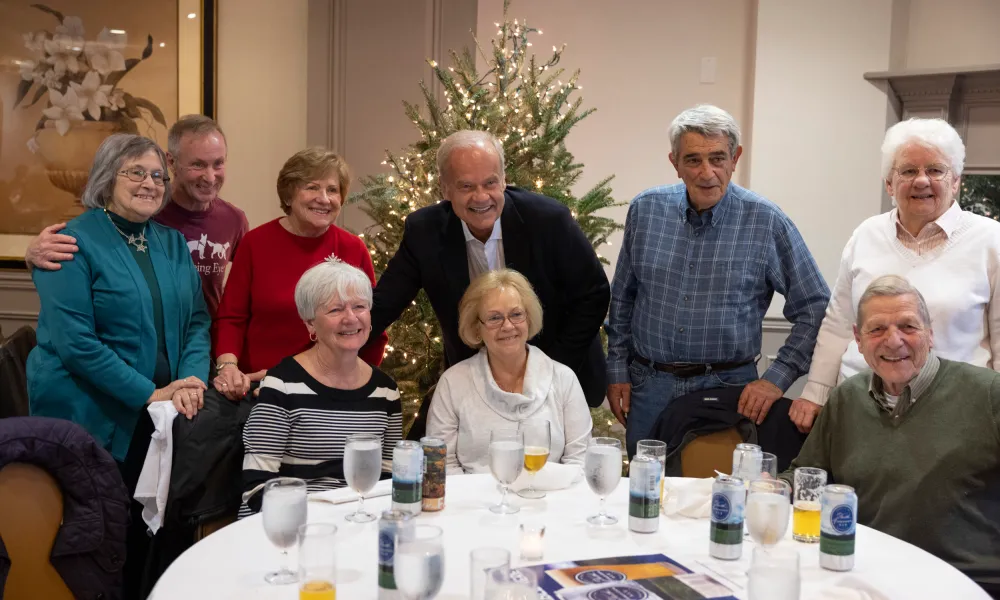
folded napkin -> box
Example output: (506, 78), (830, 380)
(662, 477), (714, 518)
(309, 478), (393, 505)
(814, 576), (892, 600)
(510, 462), (582, 492)
(134, 402), (180, 534)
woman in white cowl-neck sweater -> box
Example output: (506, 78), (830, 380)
(426, 269), (593, 475)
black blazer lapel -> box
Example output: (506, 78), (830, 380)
(439, 205), (471, 300)
(500, 189), (531, 274)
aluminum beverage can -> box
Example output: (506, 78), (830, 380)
(709, 474), (745, 560)
(420, 436), (446, 512)
(377, 509), (414, 599)
(628, 455), (661, 533)
(392, 440), (423, 515)
(820, 484), (857, 571)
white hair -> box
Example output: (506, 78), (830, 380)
(668, 104), (741, 158)
(436, 130), (506, 179)
(294, 256), (373, 321)
(880, 118), (965, 180)
(856, 274), (932, 329)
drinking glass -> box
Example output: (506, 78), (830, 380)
(395, 524), (445, 600)
(262, 477), (308, 585)
(792, 467), (827, 543)
(584, 437), (623, 525)
(484, 566), (539, 600)
(470, 547), (511, 600)
(489, 429), (525, 514)
(298, 523), (337, 600)
(732, 443), (763, 482)
(343, 433), (382, 523)
(760, 452), (778, 479)
(518, 419), (551, 499)
(746, 479), (791, 549)
(636, 439), (667, 501)
(747, 546), (801, 600)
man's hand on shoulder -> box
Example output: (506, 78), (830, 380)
(25, 223), (78, 271)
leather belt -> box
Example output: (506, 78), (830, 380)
(631, 355), (754, 378)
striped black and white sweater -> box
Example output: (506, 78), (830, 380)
(240, 356), (402, 516)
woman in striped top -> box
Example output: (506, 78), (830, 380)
(241, 256), (401, 515)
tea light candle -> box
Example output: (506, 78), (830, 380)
(519, 523), (545, 561)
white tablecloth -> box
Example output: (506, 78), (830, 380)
(149, 473), (988, 599)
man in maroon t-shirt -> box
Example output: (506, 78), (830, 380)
(25, 115), (249, 318)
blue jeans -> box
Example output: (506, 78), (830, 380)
(624, 360), (759, 458)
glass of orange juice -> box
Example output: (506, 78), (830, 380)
(299, 523), (338, 600)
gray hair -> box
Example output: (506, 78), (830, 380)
(880, 118), (965, 180)
(436, 130), (506, 179)
(81, 134), (171, 210)
(669, 104), (741, 158)
(294, 256), (373, 321)
(167, 114), (227, 159)
(856, 275), (932, 328)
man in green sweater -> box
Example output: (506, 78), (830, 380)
(780, 274), (1000, 595)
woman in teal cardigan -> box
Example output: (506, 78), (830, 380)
(27, 134), (211, 597)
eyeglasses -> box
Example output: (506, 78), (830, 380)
(118, 167), (170, 186)
(479, 310), (527, 329)
(895, 164), (950, 182)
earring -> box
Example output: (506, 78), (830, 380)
(309, 332), (317, 342)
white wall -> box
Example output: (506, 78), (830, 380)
(906, 0), (1000, 69)
(217, 0), (309, 228)
(475, 0), (756, 274)
(750, 0), (895, 307)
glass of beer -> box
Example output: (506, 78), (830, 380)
(518, 419), (551, 499)
(636, 439), (667, 502)
(792, 467), (826, 542)
(298, 523), (338, 600)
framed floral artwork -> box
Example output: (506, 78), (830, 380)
(0, 0), (216, 265)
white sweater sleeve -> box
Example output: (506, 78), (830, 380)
(801, 234), (859, 406)
(425, 376), (464, 475)
(556, 367), (593, 466)
(987, 235), (1000, 371)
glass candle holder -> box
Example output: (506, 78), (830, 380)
(519, 523), (545, 561)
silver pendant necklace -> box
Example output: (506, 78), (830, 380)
(105, 209), (148, 252)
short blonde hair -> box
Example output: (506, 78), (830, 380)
(457, 269), (543, 349)
(276, 147), (351, 214)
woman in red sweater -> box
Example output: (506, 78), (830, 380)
(212, 148), (387, 399)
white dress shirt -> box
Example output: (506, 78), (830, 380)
(461, 218), (504, 279)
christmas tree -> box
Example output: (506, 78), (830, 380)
(959, 174), (1000, 220)
(350, 0), (624, 437)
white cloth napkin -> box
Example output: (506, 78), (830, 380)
(814, 576), (893, 600)
(662, 477), (714, 518)
(309, 479), (393, 504)
(134, 402), (180, 534)
(510, 462), (582, 492)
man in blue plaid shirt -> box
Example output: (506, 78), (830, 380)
(607, 105), (830, 457)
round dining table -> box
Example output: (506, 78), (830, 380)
(149, 473), (989, 599)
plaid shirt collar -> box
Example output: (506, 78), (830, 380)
(680, 184), (734, 228)
(868, 352), (940, 418)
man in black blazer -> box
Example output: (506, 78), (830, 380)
(364, 130), (610, 408)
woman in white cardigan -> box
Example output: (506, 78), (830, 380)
(426, 269), (592, 475)
(791, 118), (1000, 432)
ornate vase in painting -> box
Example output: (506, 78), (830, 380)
(32, 121), (119, 221)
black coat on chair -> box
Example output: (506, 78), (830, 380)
(365, 186), (611, 408)
(651, 386), (808, 475)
